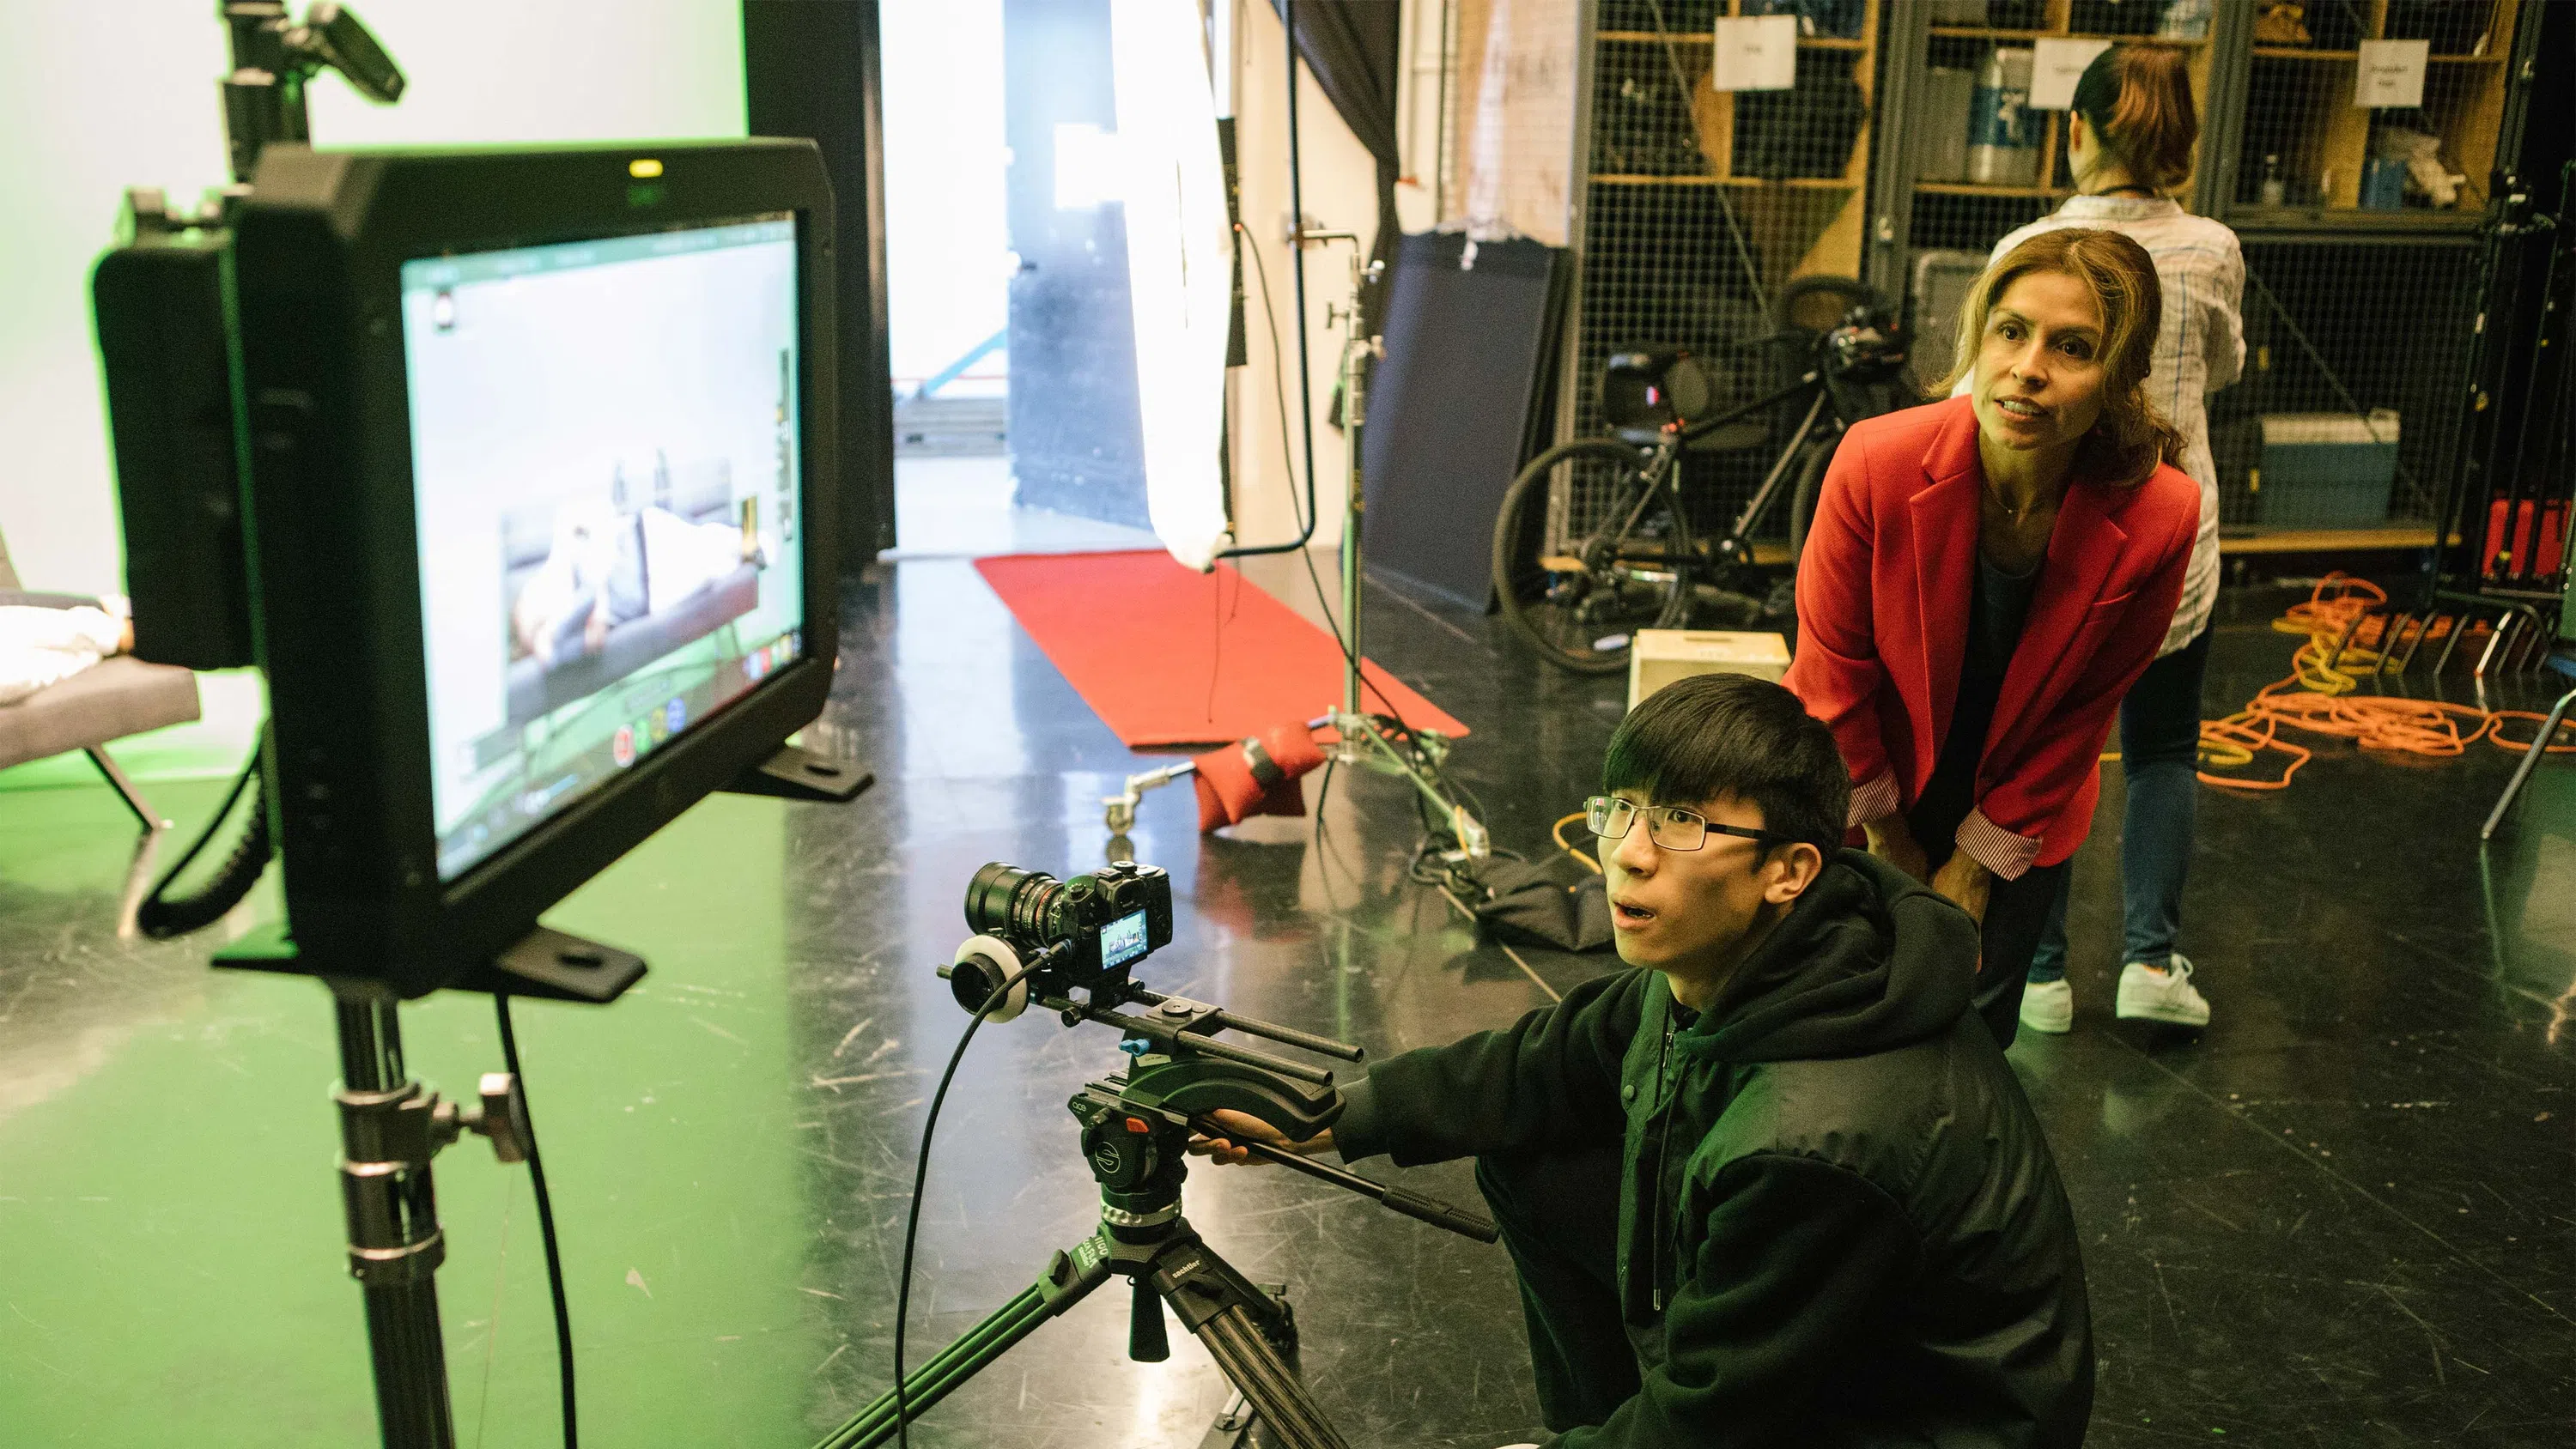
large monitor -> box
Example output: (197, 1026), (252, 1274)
(230, 141), (841, 995)
(400, 217), (806, 881)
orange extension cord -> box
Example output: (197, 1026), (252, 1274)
(2196, 574), (2576, 792)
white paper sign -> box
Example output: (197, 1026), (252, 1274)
(2030, 37), (2113, 111)
(2355, 39), (2429, 109)
(1712, 15), (1797, 93)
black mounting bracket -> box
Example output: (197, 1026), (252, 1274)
(722, 743), (875, 803)
(213, 921), (647, 1004)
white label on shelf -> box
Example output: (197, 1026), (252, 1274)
(2030, 38), (2112, 111)
(2355, 39), (2429, 109)
(1712, 15), (1797, 93)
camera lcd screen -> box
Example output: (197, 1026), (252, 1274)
(1101, 910), (1151, 971)
(402, 215), (805, 882)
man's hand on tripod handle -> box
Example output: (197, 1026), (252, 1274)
(1188, 1107), (1335, 1167)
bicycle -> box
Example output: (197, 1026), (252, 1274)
(1491, 276), (1906, 675)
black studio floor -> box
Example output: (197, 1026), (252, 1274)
(4, 550), (2574, 1447)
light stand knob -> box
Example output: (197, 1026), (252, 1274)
(432, 1071), (532, 1162)
(468, 1072), (532, 1163)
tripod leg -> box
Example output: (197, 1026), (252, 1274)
(813, 1234), (1118, 1449)
(332, 991), (458, 1449)
(1193, 1304), (1347, 1449)
(1151, 1240), (1349, 1449)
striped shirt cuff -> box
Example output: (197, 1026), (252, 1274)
(1847, 772), (1900, 828)
(1956, 809), (2043, 881)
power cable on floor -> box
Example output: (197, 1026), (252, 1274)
(2196, 574), (2576, 791)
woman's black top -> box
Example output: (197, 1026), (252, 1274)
(1908, 549), (2044, 852)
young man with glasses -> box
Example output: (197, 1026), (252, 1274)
(1193, 673), (2093, 1447)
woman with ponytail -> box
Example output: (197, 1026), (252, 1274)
(1787, 227), (2200, 1048)
(1958, 43), (2243, 1038)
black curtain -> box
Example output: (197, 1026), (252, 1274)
(744, 0), (896, 558)
(1273, 0), (1403, 323)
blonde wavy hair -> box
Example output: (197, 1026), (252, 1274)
(1937, 227), (2184, 486)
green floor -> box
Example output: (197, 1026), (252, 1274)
(0, 773), (823, 1446)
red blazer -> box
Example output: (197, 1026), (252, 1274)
(1783, 397), (2197, 878)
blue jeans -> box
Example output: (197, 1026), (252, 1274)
(2027, 624), (2212, 983)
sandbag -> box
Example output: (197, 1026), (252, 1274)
(1467, 854), (1616, 954)
(1194, 720), (1329, 831)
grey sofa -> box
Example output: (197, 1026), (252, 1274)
(500, 467), (761, 726)
(0, 530), (202, 830)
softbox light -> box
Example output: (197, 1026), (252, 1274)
(1112, 0), (1234, 573)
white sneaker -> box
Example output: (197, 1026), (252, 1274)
(2117, 954), (2210, 1027)
(2020, 978), (2075, 1034)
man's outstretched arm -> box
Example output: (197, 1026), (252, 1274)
(1194, 968), (1649, 1170)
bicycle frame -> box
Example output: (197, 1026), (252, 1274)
(1625, 364), (1835, 570)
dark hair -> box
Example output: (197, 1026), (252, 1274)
(1938, 227), (2186, 486)
(2072, 44), (2197, 194)
(1601, 673), (1849, 855)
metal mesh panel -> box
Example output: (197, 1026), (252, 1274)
(2206, 240), (2473, 527)
(1563, 9), (1875, 547)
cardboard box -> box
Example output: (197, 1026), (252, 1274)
(1629, 630), (1793, 711)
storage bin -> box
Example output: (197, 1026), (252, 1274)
(2252, 411), (2399, 527)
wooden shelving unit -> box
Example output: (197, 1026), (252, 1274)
(1582, 1), (1880, 282)
(2228, 0), (2520, 222)
(1893, 3), (2221, 217)
(1592, 173), (1859, 190)
(1596, 30), (1868, 51)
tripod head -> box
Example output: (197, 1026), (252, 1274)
(938, 927), (1498, 1243)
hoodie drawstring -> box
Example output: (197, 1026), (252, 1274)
(1651, 1011), (1678, 1313)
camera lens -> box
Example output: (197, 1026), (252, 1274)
(965, 862), (1063, 943)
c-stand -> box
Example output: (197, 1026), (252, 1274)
(205, 749), (865, 1449)
(812, 973), (1496, 1449)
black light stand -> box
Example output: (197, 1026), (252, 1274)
(213, 752), (870, 1449)
(811, 973), (1496, 1449)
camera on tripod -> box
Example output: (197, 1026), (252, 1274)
(945, 861), (1174, 1021)
(831, 858), (1498, 1449)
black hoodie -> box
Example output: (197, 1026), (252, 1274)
(1334, 850), (2093, 1447)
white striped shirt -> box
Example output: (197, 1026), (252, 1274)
(1969, 197), (2245, 656)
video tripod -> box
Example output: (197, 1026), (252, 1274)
(813, 953), (1497, 1449)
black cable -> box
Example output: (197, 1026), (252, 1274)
(1221, 0), (1321, 561)
(135, 731), (273, 940)
(892, 956), (1044, 1449)
(1240, 215), (1362, 673)
(494, 994), (575, 1449)
(1310, 757), (1344, 912)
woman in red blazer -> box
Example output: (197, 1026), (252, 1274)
(1784, 227), (2198, 1048)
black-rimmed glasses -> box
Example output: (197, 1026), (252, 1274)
(1584, 795), (1792, 852)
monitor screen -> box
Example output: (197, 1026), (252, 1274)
(402, 215), (805, 882)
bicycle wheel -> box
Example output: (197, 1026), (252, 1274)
(1492, 438), (1696, 675)
(1785, 435), (1836, 564)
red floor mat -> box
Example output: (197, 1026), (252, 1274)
(973, 549), (1468, 749)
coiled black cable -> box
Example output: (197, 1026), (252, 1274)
(135, 732), (273, 940)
